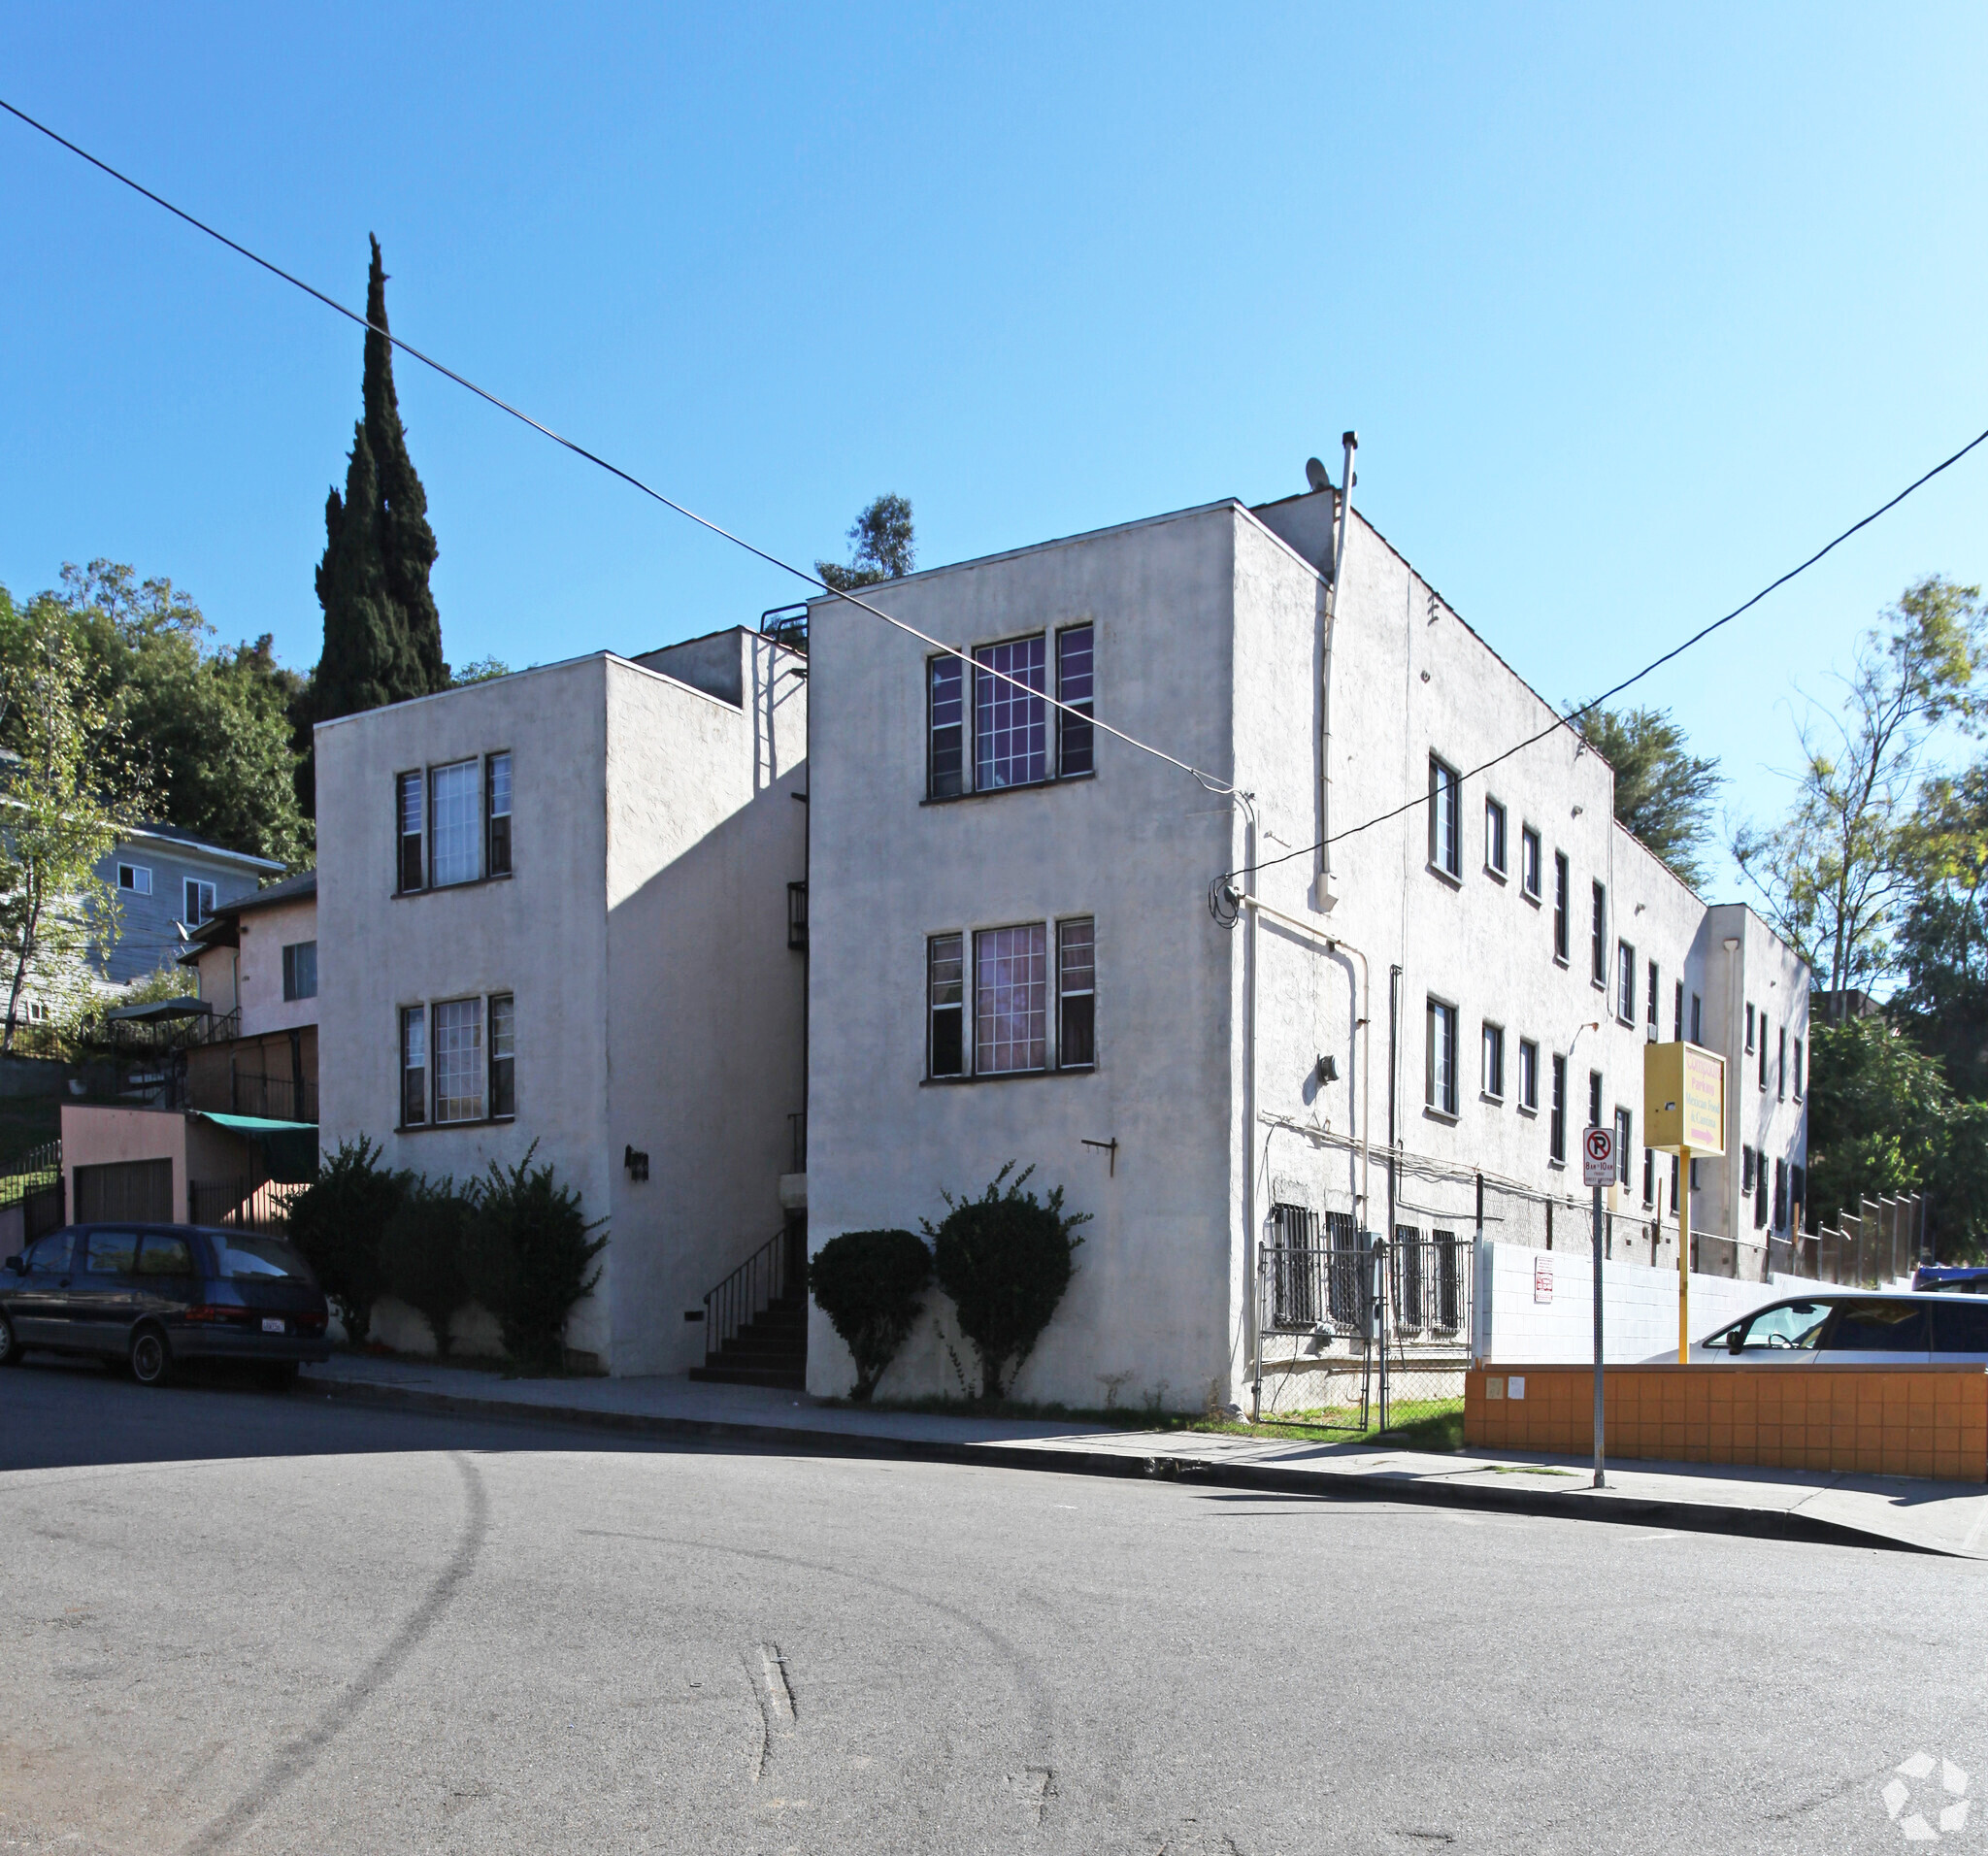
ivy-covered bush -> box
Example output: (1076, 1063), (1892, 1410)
(284, 1136), (409, 1344)
(808, 1228), (932, 1401)
(465, 1144), (607, 1373)
(381, 1177), (475, 1358)
(925, 1163), (1087, 1400)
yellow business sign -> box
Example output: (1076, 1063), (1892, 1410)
(1643, 1042), (1725, 1155)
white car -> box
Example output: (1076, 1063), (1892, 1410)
(1683, 1291), (1988, 1366)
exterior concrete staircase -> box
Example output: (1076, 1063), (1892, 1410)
(688, 1220), (808, 1390)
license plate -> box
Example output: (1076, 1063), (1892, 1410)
(261, 1317), (285, 1335)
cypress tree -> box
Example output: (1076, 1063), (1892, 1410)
(313, 235), (447, 726)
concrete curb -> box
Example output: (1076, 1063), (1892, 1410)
(304, 1370), (1953, 1558)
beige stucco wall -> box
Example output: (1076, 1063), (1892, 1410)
(233, 895), (318, 1040)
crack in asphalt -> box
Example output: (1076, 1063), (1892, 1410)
(177, 1450), (489, 1856)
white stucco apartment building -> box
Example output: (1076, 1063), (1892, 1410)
(315, 627), (807, 1373)
(803, 473), (1809, 1410)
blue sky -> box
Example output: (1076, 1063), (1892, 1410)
(3, 5), (1984, 899)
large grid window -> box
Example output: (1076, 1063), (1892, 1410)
(974, 637), (1047, 790)
(928, 657), (965, 798)
(928, 935), (965, 1077)
(1057, 917), (1095, 1068)
(489, 992), (516, 1118)
(398, 772), (425, 892)
(1056, 625), (1094, 777)
(1428, 757), (1461, 878)
(486, 752), (513, 878)
(1426, 998), (1458, 1115)
(400, 1007), (426, 1127)
(976, 924), (1048, 1073)
(432, 998), (485, 1123)
(430, 760), (483, 887)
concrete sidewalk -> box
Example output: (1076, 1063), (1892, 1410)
(297, 1353), (1988, 1560)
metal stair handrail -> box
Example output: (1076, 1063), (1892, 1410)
(704, 1220), (806, 1363)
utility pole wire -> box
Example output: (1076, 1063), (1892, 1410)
(0, 96), (1231, 795)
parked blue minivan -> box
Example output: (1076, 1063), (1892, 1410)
(0, 1224), (331, 1387)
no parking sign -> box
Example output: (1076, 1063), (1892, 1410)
(1582, 1125), (1615, 1187)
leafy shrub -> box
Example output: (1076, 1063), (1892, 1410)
(465, 1143), (607, 1372)
(925, 1163), (1088, 1400)
(283, 1136), (408, 1343)
(808, 1229), (932, 1401)
(381, 1177), (475, 1358)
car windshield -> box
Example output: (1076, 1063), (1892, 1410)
(211, 1234), (316, 1283)
(1720, 1302), (1829, 1350)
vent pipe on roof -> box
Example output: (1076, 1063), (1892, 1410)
(1314, 430), (1358, 911)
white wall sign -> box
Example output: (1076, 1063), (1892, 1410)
(1582, 1125), (1616, 1187)
(1534, 1257), (1554, 1304)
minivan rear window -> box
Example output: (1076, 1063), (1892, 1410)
(1826, 1302), (1930, 1351)
(211, 1235), (316, 1283)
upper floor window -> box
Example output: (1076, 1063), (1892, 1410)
(976, 637), (1047, 790)
(1759, 1025), (1769, 1090)
(1645, 960), (1659, 1040)
(1057, 918), (1096, 1068)
(1590, 881), (1607, 985)
(117, 863), (152, 896)
(1794, 1036), (1805, 1100)
(1552, 853), (1570, 961)
(1673, 979), (1684, 1041)
(282, 941), (317, 1002)
(1517, 1037), (1539, 1112)
(397, 752), (514, 893)
(1056, 626), (1093, 778)
(1428, 756), (1461, 879)
(1777, 1027), (1787, 1101)
(929, 658), (965, 798)
(1481, 1021), (1505, 1100)
(431, 760), (481, 886)
(1745, 1003), (1756, 1052)
(1615, 941), (1635, 1022)
(486, 751), (513, 877)
(1426, 997), (1458, 1116)
(184, 880), (216, 928)
(1588, 1068), (1603, 1131)
(1615, 1107), (1633, 1187)
(399, 990), (516, 1127)
(928, 625), (1094, 800)
(1549, 1054), (1567, 1162)
(1484, 798), (1507, 878)
(927, 918), (1096, 1079)
(1691, 992), (1703, 1044)
(1520, 825), (1541, 900)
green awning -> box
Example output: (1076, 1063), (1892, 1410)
(191, 1111), (319, 1184)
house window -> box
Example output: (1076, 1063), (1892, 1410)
(1616, 942), (1635, 1022)
(1794, 1037), (1804, 1100)
(1481, 1022), (1505, 1100)
(1552, 854), (1570, 961)
(1517, 1038), (1539, 1112)
(1742, 1145), (1755, 1194)
(976, 924), (1048, 1073)
(1615, 1108), (1633, 1187)
(282, 941), (317, 1002)
(928, 934), (965, 1077)
(489, 992), (515, 1118)
(1759, 1026), (1769, 1089)
(183, 880), (216, 928)
(1588, 1069), (1603, 1131)
(1673, 979), (1683, 1041)
(1773, 1159), (1788, 1231)
(1641, 1145), (1654, 1207)
(486, 751), (513, 878)
(1485, 798), (1508, 877)
(1521, 825), (1541, 900)
(1777, 1027), (1787, 1101)
(1428, 757), (1461, 878)
(1549, 1054), (1567, 1162)
(397, 771), (425, 892)
(1691, 993), (1703, 1044)
(1056, 917), (1096, 1069)
(1755, 1163), (1769, 1229)
(432, 997), (485, 1123)
(116, 863), (152, 896)
(1056, 625), (1094, 778)
(1672, 1154), (1681, 1205)
(1792, 1164), (1806, 1228)
(400, 1007), (426, 1127)
(974, 637), (1047, 790)
(430, 759), (483, 887)
(1590, 882), (1607, 985)
(1426, 999), (1458, 1115)
(1745, 1004), (1755, 1053)
(928, 656), (965, 799)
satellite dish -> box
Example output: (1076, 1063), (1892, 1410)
(1305, 457), (1331, 493)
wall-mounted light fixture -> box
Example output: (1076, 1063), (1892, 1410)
(1316, 1054), (1340, 1084)
(624, 1145), (650, 1182)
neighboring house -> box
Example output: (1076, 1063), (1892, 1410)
(315, 627), (807, 1374)
(802, 477), (1810, 1409)
(97, 825), (282, 988)
(179, 871), (319, 1123)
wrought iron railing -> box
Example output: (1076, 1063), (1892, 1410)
(187, 1177), (304, 1235)
(0, 1138), (61, 1209)
(704, 1219), (807, 1364)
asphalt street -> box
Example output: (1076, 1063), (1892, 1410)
(3, 1359), (1985, 1856)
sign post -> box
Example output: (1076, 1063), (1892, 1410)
(1644, 1043), (1728, 1367)
(1581, 1124), (1616, 1489)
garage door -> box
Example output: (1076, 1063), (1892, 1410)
(73, 1159), (174, 1224)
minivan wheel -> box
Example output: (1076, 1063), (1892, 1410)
(0, 1312), (21, 1367)
(129, 1326), (172, 1387)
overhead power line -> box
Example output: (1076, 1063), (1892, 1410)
(0, 96), (1228, 795)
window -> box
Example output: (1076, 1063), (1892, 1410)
(1759, 1026), (1769, 1089)
(1521, 825), (1541, 900)
(282, 941), (317, 1002)
(1426, 999), (1458, 1115)
(1754, 1162), (1769, 1229)
(1672, 1154), (1681, 1205)
(928, 656), (965, 798)
(1691, 993), (1703, 1044)
(1428, 757), (1461, 878)
(976, 924), (1048, 1073)
(1792, 1164), (1806, 1227)
(137, 1233), (194, 1276)
(1773, 1158), (1788, 1230)
(1590, 882), (1607, 985)
(430, 759), (483, 887)
(1517, 1038), (1539, 1112)
(1745, 1004), (1755, 1053)
(400, 1007), (426, 1126)
(1056, 625), (1094, 778)
(928, 935), (965, 1077)
(1794, 1037), (1805, 1100)
(1615, 1108), (1633, 1187)
(1742, 1145), (1755, 1194)
(398, 771), (425, 892)
(1549, 1054), (1567, 1162)
(85, 1230), (138, 1275)
(116, 863), (152, 896)
(1484, 798), (1508, 877)
(1641, 1146), (1654, 1207)
(1481, 1022), (1505, 1100)
(1616, 942), (1635, 1022)
(183, 880), (216, 928)
(1588, 1069), (1603, 1131)
(1645, 961), (1659, 1040)
(489, 992), (515, 1118)
(432, 997), (485, 1123)
(1673, 979), (1684, 1041)
(486, 751), (513, 878)
(1552, 853), (1570, 961)
(1057, 917), (1096, 1069)
(1777, 1027), (1787, 1101)
(975, 637), (1047, 790)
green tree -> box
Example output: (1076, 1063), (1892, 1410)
(1895, 758), (1988, 1096)
(1571, 706), (1722, 888)
(1734, 577), (1984, 1013)
(285, 1136), (409, 1344)
(312, 236), (447, 729)
(0, 588), (147, 1049)
(816, 493), (914, 594)
(808, 1228), (932, 1401)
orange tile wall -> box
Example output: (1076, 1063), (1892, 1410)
(1464, 1364), (1988, 1482)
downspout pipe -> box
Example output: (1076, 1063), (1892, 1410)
(1315, 430), (1359, 913)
